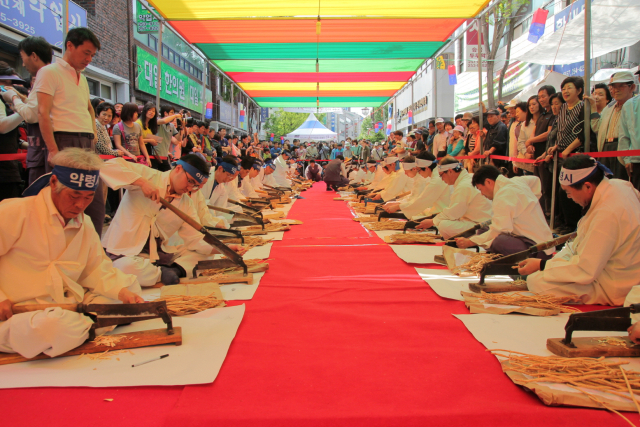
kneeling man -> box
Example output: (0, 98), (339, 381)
(518, 155), (640, 305)
(0, 148), (142, 358)
(455, 165), (554, 257)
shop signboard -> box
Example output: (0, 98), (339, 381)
(219, 100), (233, 125)
(136, 46), (203, 112)
(0, 0), (86, 48)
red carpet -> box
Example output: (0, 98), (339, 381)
(0, 183), (627, 426)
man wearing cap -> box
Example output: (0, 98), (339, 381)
(453, 165), (553, 257)
(383, 152), (450, 219)
(517, 155), (640, 305)
(0, 62), (28, 202)
(586, 71), (636, 180)
(619, 75), (640, 191)
(272, 151), (292, 188)
(433, 118), (449, 158)
(371, 142), (384, 161)
(100, 154), (244, 287)
(483, 109), (509, 167)
(0, 148), (143, 358)
(416, 156), (492, 238)
(323, 155), (349, 191)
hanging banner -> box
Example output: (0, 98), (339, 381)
(136, 46), (203, 112)
(205, 102), (213, 119)
(448, 65), (457, 85)
(552, 0), (586, 76)
(528, 8), (549, 43)
(136, 1), (160, 34)
(219, 100), (233, 125)
(260, 108), (269, 122)
(464, 19), (487, 72)
(436, 56), (446, 70)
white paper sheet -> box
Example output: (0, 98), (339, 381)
(140, 273), (265, 301)
(453, 313), (629, 358)
(242, 243), (272, 259)
(266, 231), (285, 241)
(415, 268), (520, 301)
(0, 305), (245, 388)
(390, 245), (443, 264)
(220, 272), (265, 300)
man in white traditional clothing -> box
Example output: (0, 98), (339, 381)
(382, 152), (450, 219)
(205, 156), (244, 225)
(100, 154), (245, 287)
(262, 160), (278, 188)
(370, 156), (415, 202)
(239, 157), (261, 198)
(517, 155), (640, 305)
(357, 157), (397, 194)
(454, 165), (554, 257)
(0, 148), (143, 358)
(416, 156), (492, 239)
(272, 151), (292, 188)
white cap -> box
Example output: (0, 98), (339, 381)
(506, 98), (519, 109)
(453, 125), (465, 133)
(610, 71), (636, 85)
(435, 118), (444, 123)
(384, 156), (398, 165)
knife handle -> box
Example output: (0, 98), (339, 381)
(12, 304), (80, 314)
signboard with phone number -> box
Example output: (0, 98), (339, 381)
(0, 0), (86, 48)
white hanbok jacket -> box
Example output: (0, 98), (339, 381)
(399, 175), (451, 219)
(528, 179), (640, 305)
(470, 175), (552, 252)
(0, 187), (139, 305)
(240, 176), (260, 198)
(433, 169), (492, 227)
(100, 158), (211, 261)
(272, 155), (291, 188)
(380, 170), (414, 201)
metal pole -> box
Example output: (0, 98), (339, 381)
(477, 18), (484, 161)
(550, 152), (558, 231)
(62, 0), (69, 53)
(202, 63), (207, 119)
(583, 0), (591, 150)
(432, 61), (437, 118)
(156, 21), (163, 108)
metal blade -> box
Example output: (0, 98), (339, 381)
(202, 233), (248, 275)
(196, 259), (238, 270)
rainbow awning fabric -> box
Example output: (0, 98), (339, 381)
(148, 0), (489, 107)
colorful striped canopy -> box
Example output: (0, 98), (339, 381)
(148, 0), (489, 107)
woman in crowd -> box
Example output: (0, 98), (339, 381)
(137, 102), (162, 169)
(112, 102), (151, 167)
(464, 117), (482, 172)
(591, 83), (612, 114)
(447, 125), (465, 156)
(514, 100), (536, 175)
(169, 117), (186, 159)
(94, 102), (123, 158)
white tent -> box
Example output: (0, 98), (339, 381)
(285, 113), (337, 141)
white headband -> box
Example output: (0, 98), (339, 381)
(385, 157), (398, 165)
(401, 162), (416, 170)
(559, 158), (612, 186)
(438, 162), (462, 172)
(415, 158), (434, 168)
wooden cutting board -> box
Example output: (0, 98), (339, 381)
(0, 327), (182, 365)
(547, 337), (640, 357)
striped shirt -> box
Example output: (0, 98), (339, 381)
(557, 101), (585, 150)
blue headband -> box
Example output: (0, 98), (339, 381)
(176, 160), (206, 184)
(264, 161), (275, 169)
(252, 163), (261, 171)
(51, 165), (100, 191)
(219, 161), (239, 175)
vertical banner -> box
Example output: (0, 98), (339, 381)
(408, 111), (413, 125)
(528, 8), (549, 43)
(205, 102), (213, 119)
(448, 65), (457, 85)
(464, 19), (487, 72)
